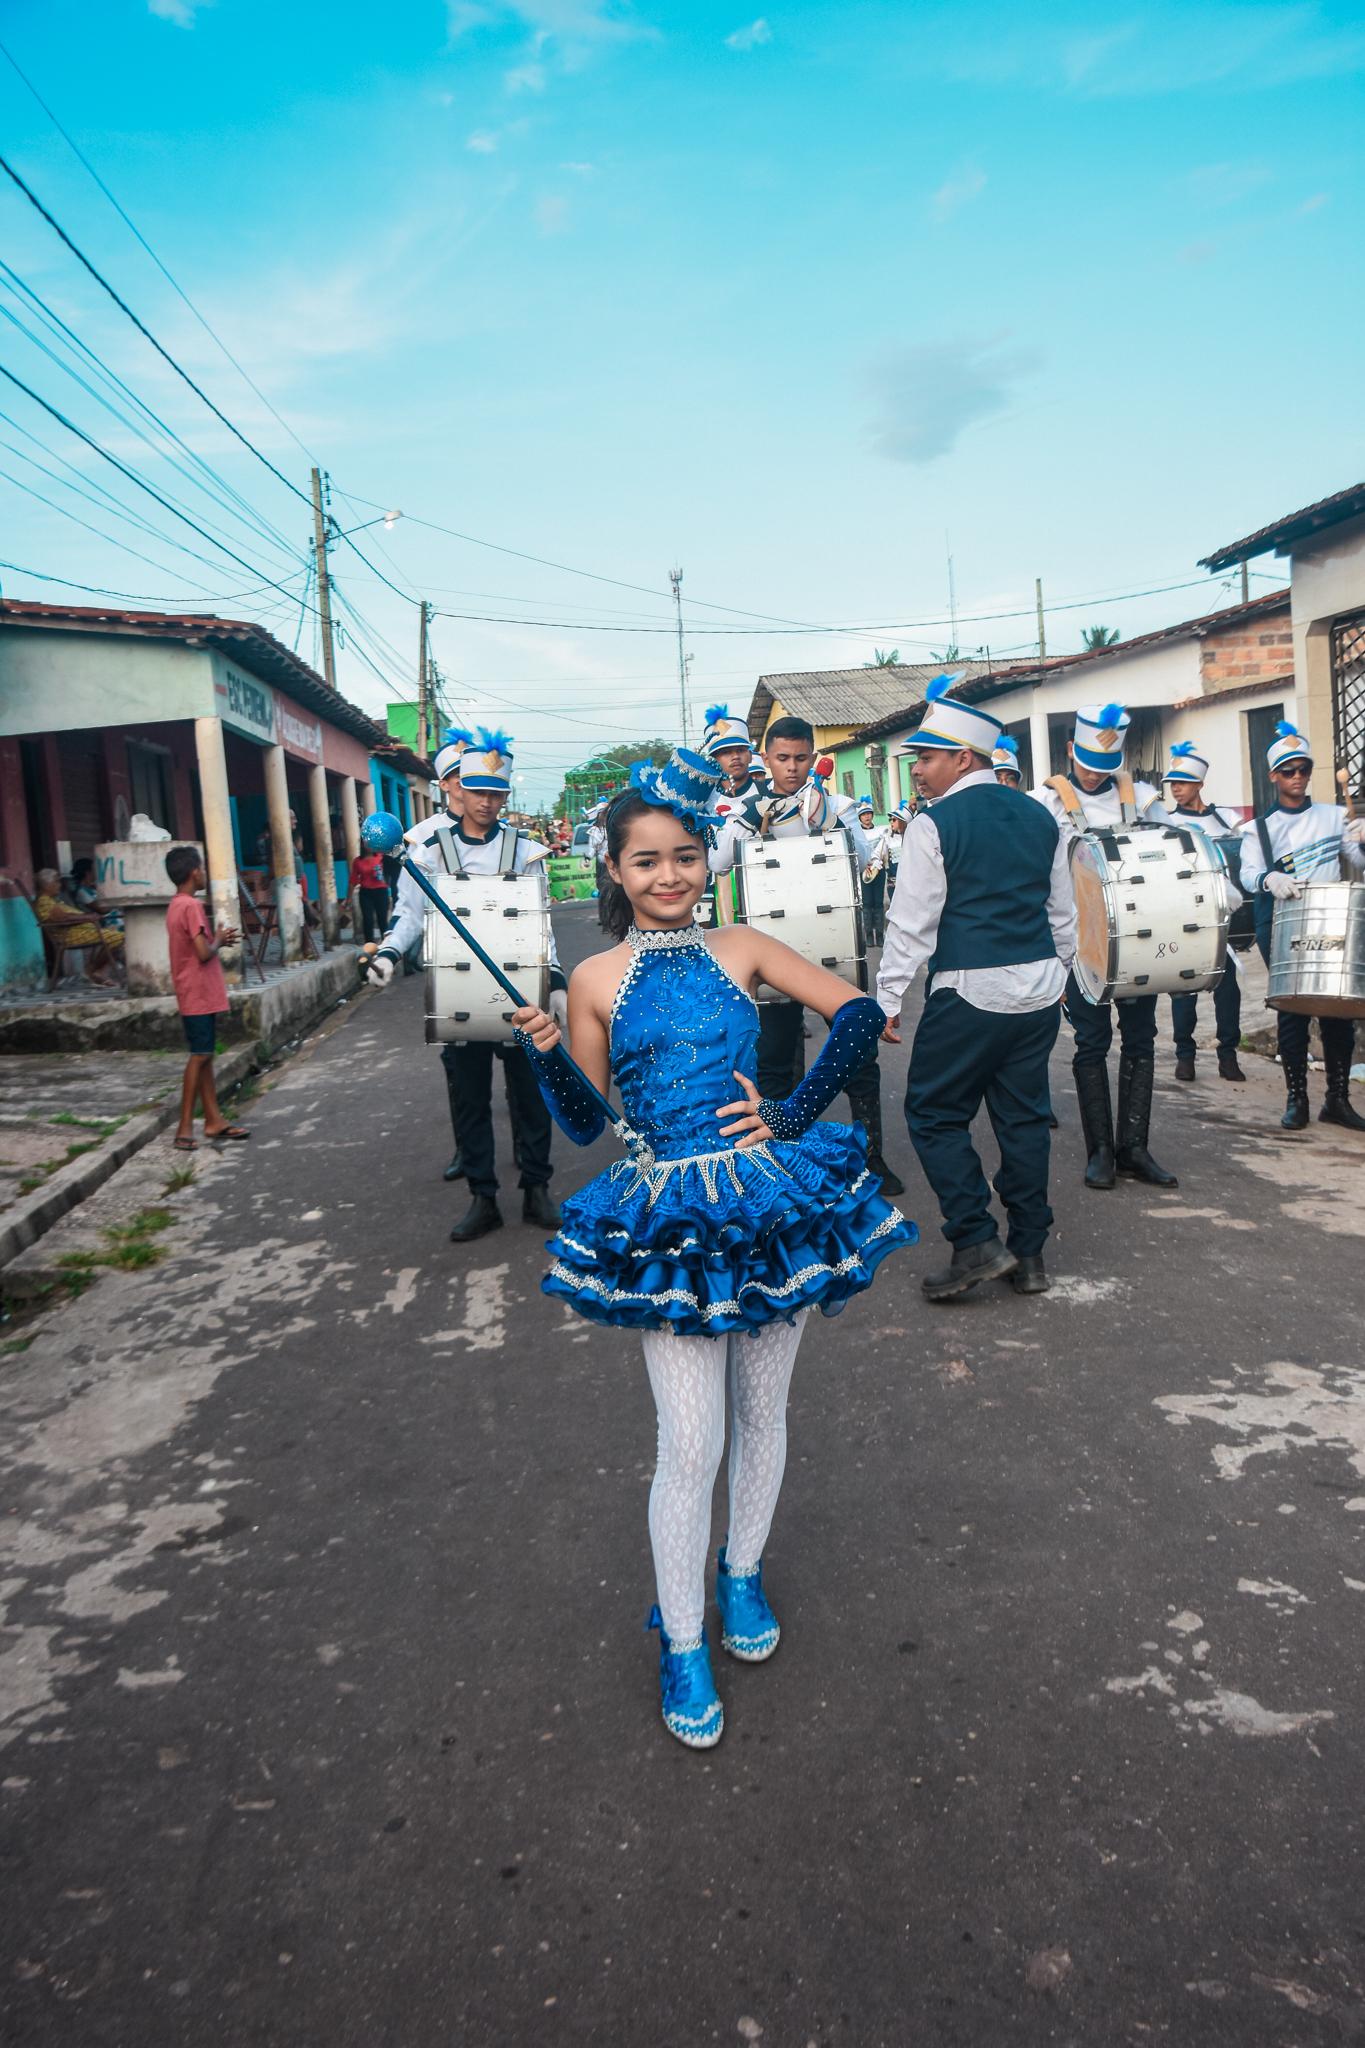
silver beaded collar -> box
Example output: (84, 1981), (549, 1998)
(627, 924), (707, 951)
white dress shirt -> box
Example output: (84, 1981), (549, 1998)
(877, 769), (1077, 1019)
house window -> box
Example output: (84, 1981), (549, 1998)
(128, 740), (173, 831)
(841, 771), (855, 798)
(1331, 612), (1365, 801)
(1246, 703), (1284, 817)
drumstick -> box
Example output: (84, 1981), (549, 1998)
(363, 815), (651, 1161)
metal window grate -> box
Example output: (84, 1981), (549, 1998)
(1332, 611), (1365, 802)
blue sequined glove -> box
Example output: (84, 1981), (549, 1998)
(757, 996), (885, 1140)
(515, 1034), (606, 1147)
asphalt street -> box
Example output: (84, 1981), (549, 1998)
(3, 900), (1364, 2047)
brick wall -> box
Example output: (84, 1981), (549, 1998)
(1200, 608), (1294, 691)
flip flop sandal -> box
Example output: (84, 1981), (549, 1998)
(207, 1125), (251, 1142)
(173, 1136), (198, 1152)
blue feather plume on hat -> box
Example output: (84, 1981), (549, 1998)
(996, 734), (1019, 756)
(440, 724), (475, 750)
(1273, 720), (1300, 741)
(704, 703), (729, 726)
(1170, 740), (1197, 757)
(472, 725), (513, 756)
(925, 671), (964, 703)
(1097, 702), (1125, 729)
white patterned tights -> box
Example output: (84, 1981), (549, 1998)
(640, 1311), (808, 1645)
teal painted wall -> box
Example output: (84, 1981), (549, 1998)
(0, 891), (45, 990)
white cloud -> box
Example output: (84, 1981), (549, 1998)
(725, 18), (772, 50)
(148, 0), (213, 23)
(505, 59), (548, 90)
(930, 165), (986, 222)
(467, 129), (500, 151)
(1297, 191), (1330, 214)
(865, 335), (1042, 465)
(449, 1), (652, 40)
(535, 194), (570, 233)
(559, 160), (596, 174)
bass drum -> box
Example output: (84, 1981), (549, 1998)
(1070, 822), (1231, 1005)
(1267, 881), (1365, 1017)
(733, 832), (866, 1002)
(423, 870), (551, 1044)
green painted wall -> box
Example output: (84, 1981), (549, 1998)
(0, 628), (214, 735)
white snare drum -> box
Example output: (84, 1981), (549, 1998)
(733, 832), (866, 1002)
(1267, 881), (1365, 1018)
(1070, 822), (1231, 1005)
(423, 871), (551, 1044)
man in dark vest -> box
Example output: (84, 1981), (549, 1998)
(878, 677), (1076, 1300)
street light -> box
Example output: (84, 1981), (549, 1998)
(331, 510), (402, 540)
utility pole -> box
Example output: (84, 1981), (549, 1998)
(670, 566), (689, 744)
(417, 600), (430, 761)
(310, 467), (337, 689)
(1240, 561), (1249, 604)
(1035, 577), (1047, 662)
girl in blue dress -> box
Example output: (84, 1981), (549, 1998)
(512, 746), (914, 1750)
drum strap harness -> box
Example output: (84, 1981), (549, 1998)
(1045, 772), (1139, 827)
(433, 823), (523, 879)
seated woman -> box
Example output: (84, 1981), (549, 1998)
(33, 867), (124, 986)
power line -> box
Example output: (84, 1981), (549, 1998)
(0, 359), (314, 600)
(0, 31), (323, 475)
(0, 556), (309, 608)
(0, 257), (302, 560)
(0, 146), (312, 506)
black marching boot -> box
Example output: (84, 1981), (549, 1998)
(521, 1182), (562, 1227)
(848, 1088), (905, 1198)
(1217, 1048), (1246, 1082)
(1115, 1054), (1178, 1187)
(922, 1237), (1017, 1302)
(1174, 1056), (1196, 1082)
(1280, 1048), (1310, 1130)
(1074, 1065), (1116, 1190)
(1010, 1254), (1050, 1295)
(450, 1193), (503, 1243)
(1320, 1039), (1365, 1132)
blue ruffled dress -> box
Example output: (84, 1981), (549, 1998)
(542, 926), (916, 1335)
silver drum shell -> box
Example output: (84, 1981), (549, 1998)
(1266, 881), (1365, 1018)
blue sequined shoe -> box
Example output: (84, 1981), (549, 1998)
(645, 1606), (724, 1749)
(716, 1546), (780, 1661)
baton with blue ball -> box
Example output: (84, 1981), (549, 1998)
(360, 810), (652, 1162)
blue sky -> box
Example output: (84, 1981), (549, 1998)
(3, 0), (1362, 802)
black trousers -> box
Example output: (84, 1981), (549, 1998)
(358, 886), (390, 942)
(861, 871), (886, 946)
(906, 989), (1060, 1258)
(441, 1041), (552, 1198)
(756, 1001), (879, 1105)
(1170, 965), (1241, 1061)
(1063, 972), (1157, 1070)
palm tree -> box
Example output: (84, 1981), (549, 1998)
(1081, 625), (1121, 651)
(864, 647), (901, 668)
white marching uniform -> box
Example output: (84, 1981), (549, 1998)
(1029, 776), (1169, 837)
(710, 782), (873, 875)
(384, 816), (555, 960)
(1238, 801), (1364, 893)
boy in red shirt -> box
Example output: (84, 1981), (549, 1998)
(165, 845), (248, 1150)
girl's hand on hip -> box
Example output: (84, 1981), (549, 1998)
(717, 1070), (774, 1148)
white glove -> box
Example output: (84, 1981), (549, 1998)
(1343, 819), (1365, 845)
(549, 986), (569, 1029)
(368, 949), (398, 988)
(1264, 872), (1302, 901)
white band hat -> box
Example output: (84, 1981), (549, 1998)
(1164, 740), (1209, 784)
(1072, 701), (1130, 773)
(906, 673), (1004, 758)
(459, 726), (514, 792)
(1267, 720), (1312, 771)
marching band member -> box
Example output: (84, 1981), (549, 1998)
(710, 716), (903, 1194)
(1030, 703), (1177, 1191)
(509, 741), (913, 1749)
(1240, 721), (1365, 1131)
(369, 728), (565, 1241)
(701, 704), (768, 821)
(880, 678), (1075, 1298)
(1162, 741), (1246, 1083)
(857, 797), (888, 946)
(992, 735), (1023, 788)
